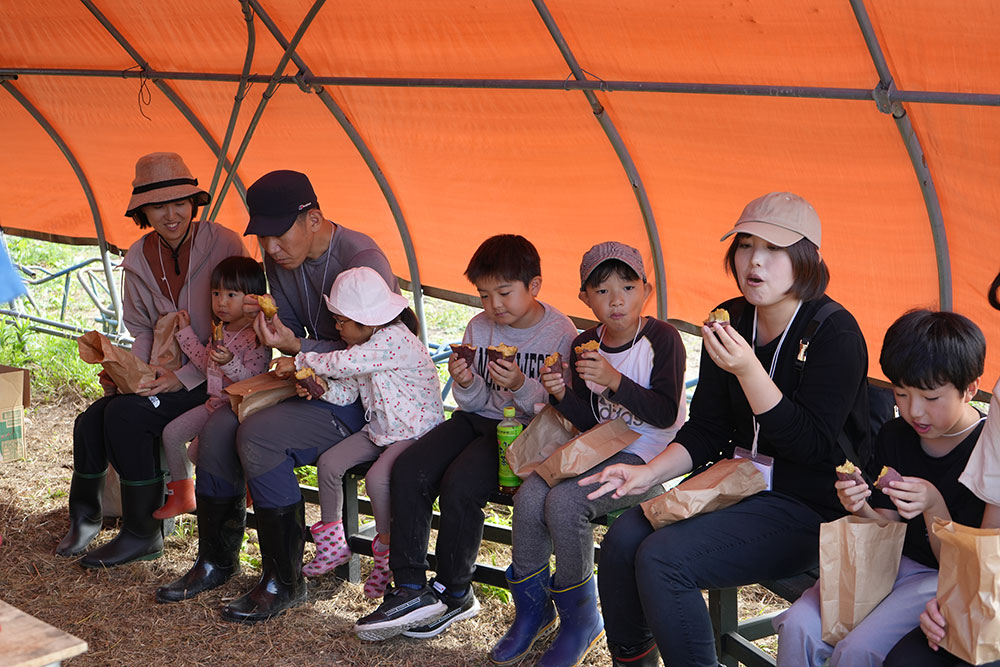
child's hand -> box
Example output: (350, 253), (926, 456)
(540, 364), (567, 401)
(575, 352), (622, 392)
(209, 344), (234, 365)
(489, 358), (525, 391)
(270, 356), (296, 378)
(919, 598), (947, 650)
(882, 476), (945, 520)
(176, 310), (191, 329)
(835, 478), (871, 513)
(448, 353), (475, 388)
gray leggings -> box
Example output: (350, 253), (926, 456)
(161, 403), (212, 481)
(512, 451), (659, 589)
(317, 430), (416, 536)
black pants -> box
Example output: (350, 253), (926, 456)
(885, 627), (1000, 667)
(389, 411), (500, 593)
(73, 389), (208, 481)
(598, 491), (825, 667)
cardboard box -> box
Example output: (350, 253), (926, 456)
(0, 366), (30, 462)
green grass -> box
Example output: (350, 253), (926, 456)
(0, 317), (102, 400)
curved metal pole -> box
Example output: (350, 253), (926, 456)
(209, 0), (325, 219)
(249, 0), (429, 343)
(531, 0), (668, 318)
(849, 0), (952, 310)
(208, 0), (256, 210)
(80, 0), (249, 213)
(1, 80), (124, 332)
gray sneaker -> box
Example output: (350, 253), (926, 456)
(354, 584), (446, 641)
(402, 581), (480, 638)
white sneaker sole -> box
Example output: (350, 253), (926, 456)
(402, 596), (481, 639)
(354, 600), (447, 641)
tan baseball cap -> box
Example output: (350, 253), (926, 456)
(719, 192), (822, 248)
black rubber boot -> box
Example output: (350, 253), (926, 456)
(220, 499), (307, 623)
(80, 474), (166, 568)
(609, 639), (661, 667)
(156, 494), (245, 603)
(56, 469), (106, 557)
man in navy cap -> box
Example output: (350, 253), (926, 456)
(156, 170), (398, 623)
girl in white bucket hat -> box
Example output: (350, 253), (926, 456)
(271, 266), (445, 597)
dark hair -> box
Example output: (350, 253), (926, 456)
(879, 309), (985, 391)
(990, 269), (1000, 311)
(210, 256), (267, 296)
(724, 233), (829, 301)
(464, 234), (541, 287)
(131, 196), (202, 230)
(377, 307), (420, 336)
(583, 259), (642, 290)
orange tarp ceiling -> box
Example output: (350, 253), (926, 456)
(1, 0), (998, 382)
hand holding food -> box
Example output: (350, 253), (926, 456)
(874, 465), (903, 491)
(704, 307), (730, 326)
(574, 340), (600, 357)
(295, 367), (327, 400)
(250, 294), (278, 319)
(450, 343), (477, 369)
(835, 460), (866, 486)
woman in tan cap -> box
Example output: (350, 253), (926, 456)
(583, 192), (872, 667)
(56, 152), (247, 568)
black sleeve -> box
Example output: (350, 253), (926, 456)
(607, 319), (685, 428)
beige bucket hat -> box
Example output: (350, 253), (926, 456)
(125, 152), (211, 217)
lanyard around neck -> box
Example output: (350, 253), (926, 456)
(749, 300), (803, 457)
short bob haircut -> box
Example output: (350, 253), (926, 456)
(210, 256), (267, 298)
(131, 196), (203, 230)
(723, 233), (829, 302)
(464, 234), (541, 288)
(583, 258), (642, 290)
(879, 309), (985, 391)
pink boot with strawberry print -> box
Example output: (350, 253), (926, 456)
(363, 535), (392, 598)
(303, 520), (351, 577)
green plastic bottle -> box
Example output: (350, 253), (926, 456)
(497, 405), (523, 494)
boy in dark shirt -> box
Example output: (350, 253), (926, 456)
(776, 309), (987, 667)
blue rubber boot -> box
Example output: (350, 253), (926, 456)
(537, 571), (605, 667)
(489, 564), (558, 664)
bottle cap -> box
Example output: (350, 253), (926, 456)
(503, 406), (516, 418)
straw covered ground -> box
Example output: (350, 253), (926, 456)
(0, 396), (786, 666)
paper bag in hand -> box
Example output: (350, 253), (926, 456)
(932, 519), (1000, 665)
(507, 405), (579, 479)
(78, 330), (156, 394)
(819, 515), (906, 645)
(149, 311), (183, 370)
(534, 417), (639, 487)
(640, 458), (766, 529)
(225, 372), (297, 422)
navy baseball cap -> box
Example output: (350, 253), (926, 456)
(244, 170), (321, 237)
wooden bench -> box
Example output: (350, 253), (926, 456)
(0, 598), (88, 667)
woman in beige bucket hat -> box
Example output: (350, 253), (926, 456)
(57, 152), (248, 569)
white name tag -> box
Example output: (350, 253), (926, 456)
(733, 446), (773, 491)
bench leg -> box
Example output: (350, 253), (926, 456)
(334, 472), (362, 584)
(709, 587), (739, 667)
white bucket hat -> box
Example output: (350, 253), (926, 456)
(324, 266), (408, 326)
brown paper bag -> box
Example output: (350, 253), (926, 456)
(507, 405), (579, 478)
(819, 515), (906, 645)
(77, 330), (156, 394)
(640, 458), (766, 529)
(534, 417), (639, 487)
(225, 372), (297, 422)
(933, 518), (1000, 664)
(149, 311), (183, 370)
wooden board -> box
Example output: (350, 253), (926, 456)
(0, 599), (87, 667)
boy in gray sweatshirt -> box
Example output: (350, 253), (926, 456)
(355, 234), (577, 641)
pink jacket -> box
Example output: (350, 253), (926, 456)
(176, 325), (269, 412)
